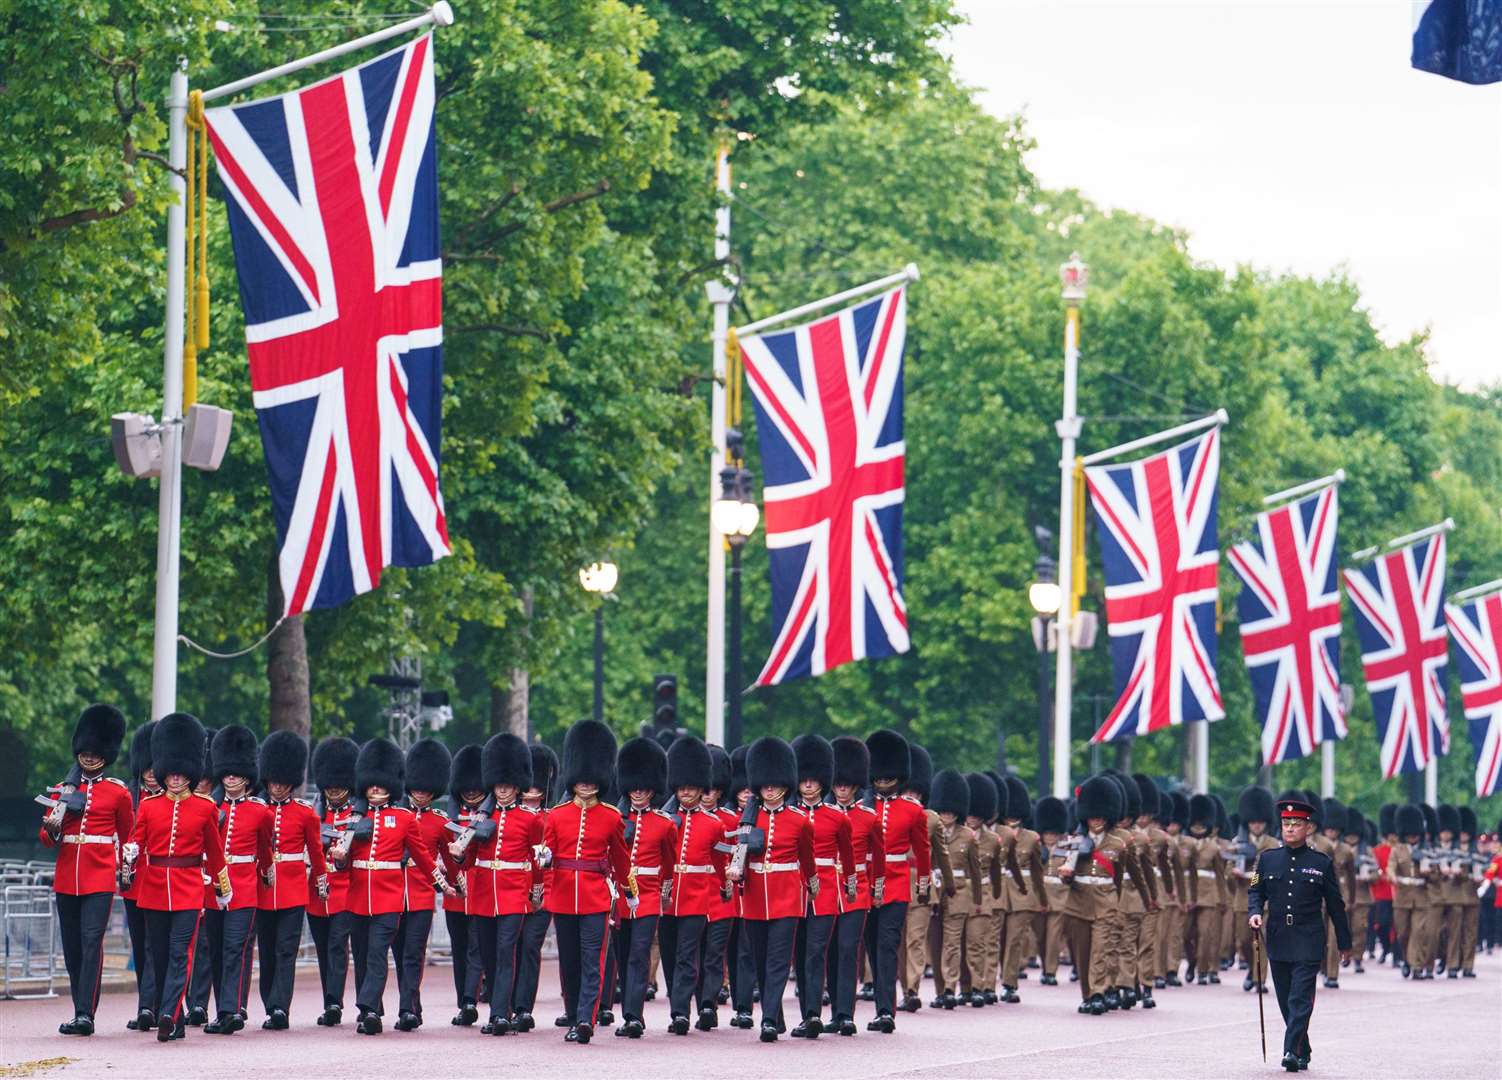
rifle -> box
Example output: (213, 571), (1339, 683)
(1253, 928), (1267, 1062)
(726, 797), (764, 883)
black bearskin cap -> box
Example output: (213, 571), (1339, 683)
(1379, 802), (1397, 837)
(985, 771), (1009, 819)
(747, 736), (797, 793)
(1321, 797), (1347, 833)
(313, 736), (358, 793)
(1188, 793), (1216, 829)
(1420, 803), (1439, 839)
(866, 729), (911, 785)
(528, 743), (558, 796)
(1078, 775), (1122, 823)
(1395, 804), (1425, 838)
(1035, 795), (1068, 834)
(1134, 774), (1161, 818)
(667, 735), (712, 792)
(405, 738), (451, 796)
(1302, 790), (1324, 827)
(152, 712), (207, 787)
(1437, 804), (1460, 835)
(449, 744), (483, 800)
(792, 734), (834, 792)
(357, 737), (405, 800)
(478, 734), (530, 792)
(708, 745), (732, 794)
(72, 704), (127, 766)
(1458, 806), (1477, 836)
(906, 745), (934, 800)
(211, 724), (259, 785)
(258, 731), (308, 790)
(730, 745), (750, 795)
(1343, 807), (1365, 839)
(831, 736), (869, 789)
(1170, 790), (1190, 828)
(129, 722), (157, 783)
(965, 773), (997, 821)
(617, 736), (668, 796)
(1238, 786), (1275, 826)
(930, 769), (970, 818)
(1109, 772), (1140, 820)
(561, 720), (617, 794)
(1004, 776), (1031, 823)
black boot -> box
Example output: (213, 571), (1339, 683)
(453, 1003), (478, 1026)
(58, 1015), (94, 1036)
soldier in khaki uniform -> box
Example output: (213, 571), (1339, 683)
(1387, 803), (1432, 978)
(1434, 804), (1467, 977)
(928, 771), (981, 1008)
(1318, 798), (1357, 988)
(1160, 791), (1192, 987)
(962, 773), (1005, 1005)
(1129, 774), (1174, 1007)
(897, 747), (954, 1010)
(1230, 786), (1278, 992)
(1184, 793), (1225, 985)
(1035, 796), (1071, 986)
(998, 776), (1042, 1003)
(1413, 803), (1444, 976)
(1212, 795), (1237, 975)
(1454, 806), (1481, 977)
(1344, 808), (1372, 974)
(1102, 772), (1150, 1010)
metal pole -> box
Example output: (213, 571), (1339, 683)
(1321, 740), (1335, 798)
(728, 542), (744, 751)
(733, 264), (920, 337)
(592, 607), (604, 726)
(1079, 409), (1230, 466)
(1424, 756), (1437, 805)
(704, 145), (732, 747)
(1406, 770), (1424, 806)
(150, 61), (189, 722)
(1052, 303), (1080, 798)
(1262, 468), (1346, 507)
(1193, 722), (1209, 794)
(1035, 621), (1050, 787)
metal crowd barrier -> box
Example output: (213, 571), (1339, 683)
(3, 882), (57, 999)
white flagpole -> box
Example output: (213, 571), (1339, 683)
(1453, 577), (1502, 602)
(704, 145), (732, 746)
(1052, 256), (1086, 799)
(732, 264), (919, 337)
(1079, 409), (1229, 467)
(150, 60), (189, 721)
(1262, 468), (1345, 507)
(1349, 518), (1455, 563)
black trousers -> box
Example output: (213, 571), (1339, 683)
(555, 912), (610, 1027)
(188, 910), (216, 1013)
(55, 891), (112, 1019)
(863, 901), (908, 1017)
(794, 912), (835, 1020)
(144, 908), (201, 1024)
(391, 910), (435, 1017)
(828, 909), (867, 1022)
(123, 897), (157, 1015)
(601, 933), (618, 1009)
(444, 909), (480, 1006)
(746, 917), (797, 1029)
(731, 919), (756, 1011)
(615, 915), (659, 1023)
(660, 913), (707, 1018)
(256, 906), (304, 1014)
(513, 909), (551, 1014)
(467, 916), (497, 1006)
(1270, 958), (1319, 1058)
(1371, 899), (1394, 957)
(308, 911), (352, 1009)
(696, 917), (732, 1013)
(352, 912), (401, 1014)
(488, 913), (525, 1021)
(210, 907), (258, 1016)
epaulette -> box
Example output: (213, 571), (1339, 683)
(141, 789), (164, 801)
(295, 798), (315, 808)
(104, 776), (129, 788)
(854, 802), (878, 816)
(430, 806), (449, 818)
(193, 791), (217, 803)
(652, 808), (675, 822)
(248, 796), (266, 805)
(519, 804), (542, 814)
(902, 795), (924, 806)
(598, 801), (623, 818)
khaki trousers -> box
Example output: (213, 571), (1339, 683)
(964, 912), (992, 992)
(1412, 904), (1439, 968)
(937, 909), (967, 994)
(1159, 905), (1183, 979)
(1043, 909), (1067, 976)
(901, 902), (933, 993)
(1134, 909), (1157, 987)
(1458, 905), (1479, 972)
(1439, 904), (1462, 971)
(1065, 914), (1096, 1000)
(1088, 909), (1119, 994)
(1115, 910), (1144, 989)
(1191, 905), (1220, 974)
(1393, 905), (1417, 964)
(1002, 911), (1044, 987)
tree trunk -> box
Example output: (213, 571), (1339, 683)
(1113, 736), (1133, 774)
(490, 586), (533, 739)
(266, 559), (310, 738)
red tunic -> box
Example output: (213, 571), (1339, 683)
(345, 804), (442, 917)
(669, 805), (731, 918)
(40, 775), (134, 896)
(739, 804), (816, 921)
(873, 794), (931, 906)
(542, 799), (631, 916)
(461, 803), (545, 917)
(257, 798), (328, 910)
(831, 800), (885, 910)
(403, 805), (449, 912)
(308, 801), (354, 917)
(618, 806), (677, 920)
(448, 801), (487, 915)
(711, 805), (739, 921)
(801, 801), (857, 916)
(215, 796), (273, 911)
(128, 792), (228, 911)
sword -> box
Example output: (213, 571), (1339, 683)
(1253, 928), (1267, 1063)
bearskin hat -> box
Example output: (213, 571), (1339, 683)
(1170, 790), (1190, 829)
(211, 724), (259, 785)
(1188, 793), (1217, 830)
(449, 744), (484, 800)
(1395, 804), (1425, 838)
(1035, 795), (1068, 835)
(1458, 805), (1477, 837)
(1238, 786), (1275, 826)
(560, 720), (617, 794)
(831, 736), (869, 790)
(1379, 803), (1397, 837)
(1301, 790), (1324, 827)
(930, 769), (970, 818)
(792, 734), (834, 792)
(129, 721), (157, 783)
(1420, 803), (1439, 839)
(72, 704), (127, 766)
(866, 729), (911, 786)
(257, 730), (307, 791)
(151, 712), (207, 787)
(617, 736), (668, 796)
(984, 771), (1008, 819)
(357, 737), (405, 800)
(730, 745), (750, 795)
(1437, 804), (1460, 836)
(199, 727), (219, 788)
(528, 743), (558, 797)
(1003, 776), (1031, 824)
(666, 735), (712, 792)
(404, 738), (451, 797)
(1321, 797), (1347, 833)
(906, 745), (934, 801)
(1134, 774), (1161, 818)
(747, 736), (797, 793)
(313, 736), (358, 793)
(965, 773), (997, 822)
(1343, 807), (1366, 840)
(1111, 772), (1140, 821)
(1077, 775), (1122, 823)
(708, 745), (732, 795)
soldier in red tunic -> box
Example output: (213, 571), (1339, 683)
(253, 730), (327, 1030)
(443, 743), (486, 1026)
(511, 741), (559, 1032)
(790, 734), (856, 1039)
(391, 738), (452, 1031)
(40, 704), (131, 1037)
(308, 737), (358, 1026)
(542, 720), (632, 1044)
(122, 712), (230, 1042)
(123, 721), (161, 1032)
(727, 737), (818, 1043)
(611, 737), (675, 1038)
(693, 745), (739, 1026)
(203, 725), (272, 1035)
(726, 745), (757, 1028)
(183, 727), (219, 1026)
(826, 736), (885, 1036)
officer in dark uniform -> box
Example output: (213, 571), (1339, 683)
(1248, 797), (1352, 1073)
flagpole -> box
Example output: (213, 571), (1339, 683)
(1453, 577), (1502, 602)
(732, 264), (920, 337)
(1262, 468), (1345, 507)
(150, 59), (189, 722)
(1350, 518), (1455, 562)
(1052, 255), (1086, 798)
(1321, 741), (1335, 798)
(704, 144), (733, 746)
(1425, 757), (1437, 804)
(1079, 409), (1229, 467)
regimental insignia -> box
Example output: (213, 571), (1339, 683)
(1249, 871), (1259, 887)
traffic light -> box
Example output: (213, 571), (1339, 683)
(652, 674), (678, 733)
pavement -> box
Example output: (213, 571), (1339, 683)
(2, 952), (1499, 1079)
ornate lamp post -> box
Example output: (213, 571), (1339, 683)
(712, 429), (759, 749)
(579, 560), (619, 724)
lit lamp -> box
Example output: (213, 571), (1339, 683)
(1028, 539), (1060, 789)
(580, 560), (618, 723)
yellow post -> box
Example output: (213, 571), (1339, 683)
(182, 90), (210, 408)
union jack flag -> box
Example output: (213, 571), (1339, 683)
(1342, 535), (1449, 778)
(1084, 430), (1224, 743)
(740, 287), (908, 685)
(1444, 592), (1502, 797)
(1228, 487), (1344, 766)
(206, 34), (450, 617)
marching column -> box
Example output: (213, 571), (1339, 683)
(613, 738), (675, 1038)
(204, 726), (270, 1034)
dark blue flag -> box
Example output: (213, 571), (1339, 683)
(1412, 0), (1502, 84)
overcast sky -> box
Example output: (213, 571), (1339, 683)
(947, 0), (1500, 390)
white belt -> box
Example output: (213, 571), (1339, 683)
(1196, 870), (1218, 879)
(675, 864), (715, 874)
(478, 859), (531, 871)
(1396, 876), (1426, 886)
(62, 834), (115, 845)
(632, 865), (661, 876)
(1043, 876), (1063, 886)
(950, 870), (967, 879)
(885, 852), (909, 862)
(814, 858), (839, 867)
(352, 859), (403, 870)
(1075, 875), (1113, 886)
(225, 854), (256, 864)
(273, 851), (308, 864)
(749, 861), (800, 873)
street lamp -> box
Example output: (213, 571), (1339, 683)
(716, 429), (759, 749)
(579, 560), (618, 724)
(1030, 534), (1061, 791)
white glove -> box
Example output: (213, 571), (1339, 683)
(216, 890), (233, 911)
